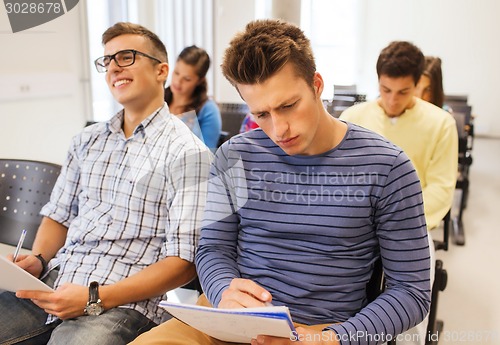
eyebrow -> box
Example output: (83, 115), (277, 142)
(381, 85), (412, 92)
(250, 96), (299, 115)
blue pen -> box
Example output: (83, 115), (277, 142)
(12, 229), (27, 263)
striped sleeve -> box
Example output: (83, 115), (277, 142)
(326, 151), (431, 344)
(195, 145), (243, 305)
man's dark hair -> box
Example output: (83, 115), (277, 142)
(376, 41), (424, 85)
(221, 19), (316, 89)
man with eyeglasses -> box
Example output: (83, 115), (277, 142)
(0, 22), (212, 344)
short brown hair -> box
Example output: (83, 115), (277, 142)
(101, 22), (168, 63)
(376, 41), (424, 85)
(221, 19), (316, 88)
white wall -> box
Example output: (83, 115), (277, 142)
(0, 0), (498, 164)
(212, 0), (301, 103)
(212, 0), (500, 137)
(351, 0), (500, 137)
(213, 0), (256, 103)
(0, 4), (90, 165)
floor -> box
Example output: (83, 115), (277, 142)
(431, 137), (500, 344)
(1, 138), (499, 344)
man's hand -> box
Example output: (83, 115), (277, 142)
(251, 327), (339, 345)
(16, 283), (89, 320)
(219, 280), (340, 344)
(7, 254), (44, 278)
(219, 278), (273, 308)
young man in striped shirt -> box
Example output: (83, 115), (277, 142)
(132, 19), (431, 345)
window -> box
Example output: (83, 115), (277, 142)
(86, 0), (131, 121)
(301, 0), (361, 99)
(85, 0), (359, 119)
(85, 0), (213, 121)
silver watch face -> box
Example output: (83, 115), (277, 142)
(85, 301), (104, 316)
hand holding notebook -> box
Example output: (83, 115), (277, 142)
(159, 301), (296, 343)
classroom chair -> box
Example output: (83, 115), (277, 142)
(0, 159), (61, 250)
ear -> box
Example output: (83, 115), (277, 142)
(312, 72), (324, 98)
(157, 62), (169, 83)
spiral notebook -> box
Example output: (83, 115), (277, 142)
(159, 300), (296, 343)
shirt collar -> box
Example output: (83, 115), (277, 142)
(106, 103), (169, 138)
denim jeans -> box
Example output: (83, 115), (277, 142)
(0, 269), (157, 345)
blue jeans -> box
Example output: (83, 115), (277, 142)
(0, 270), (157, 345)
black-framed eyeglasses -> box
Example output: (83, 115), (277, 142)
(94, 49), (162, 73)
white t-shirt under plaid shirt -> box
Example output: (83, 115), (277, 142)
(41, 104), (212, 324)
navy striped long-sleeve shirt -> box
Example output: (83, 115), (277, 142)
(196, 123), (431, 344)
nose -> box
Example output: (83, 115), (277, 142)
(387, 93), (400, 106)
(107, 58), (122, 73)
(271, 114), (289, 139)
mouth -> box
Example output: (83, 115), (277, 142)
(277, 135), (298, 147)
(113, 79), (132, 87)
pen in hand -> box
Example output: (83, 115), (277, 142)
(12, 229), (27, 263)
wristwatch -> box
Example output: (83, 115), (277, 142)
(84, 281), (104, 316)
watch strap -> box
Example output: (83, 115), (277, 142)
(89, 281), (99, 303)
(34, 254), (48, 277)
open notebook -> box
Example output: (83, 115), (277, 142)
(159, 301), (296, 343)
(0, 255), (54, 292)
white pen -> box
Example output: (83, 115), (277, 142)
(12, 229), (27, 263)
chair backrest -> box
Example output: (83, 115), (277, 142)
(450, 105), (472, 140)
(330, 95), (356, 118)
(217, 131), (230, 148)
(219, 103), (250, 140)
(0, 159), (61, 249)
(333, 95), (357, 107)
(334, 84), (357, 96)
(366, 257), (385, 303)
(434, 210), (451, 251)
(444, 94), (468, 105)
